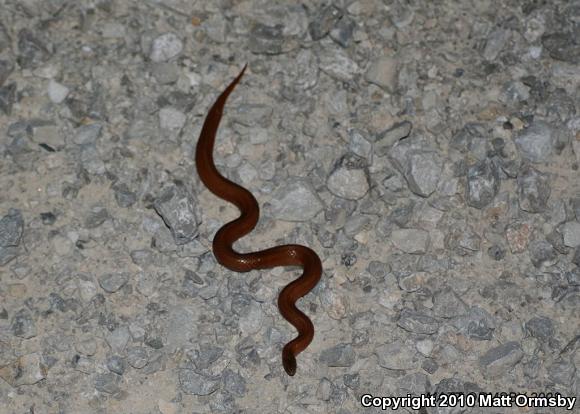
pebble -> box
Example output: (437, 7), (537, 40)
(390, 228), (429, 254)
(150, 33), (183, 63)
(517, 165), (551, 213)
(479, 341), (524, 379)
(365, 55), (398, 92)
(562, 221), (580, 247)
(159, 106), (186, 131)
(269, 180), (323, 221)
(465, 159), (500, 209)
(98, 272), (128, 293)
(514, 122), (554, 163)
(47, 79), (69, 103)
(0, 353), (47, 386)
(319, 343), (356, 368)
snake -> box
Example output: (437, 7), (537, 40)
(195, 65), (322, 376)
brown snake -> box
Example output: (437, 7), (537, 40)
(195, 65), (322, 376)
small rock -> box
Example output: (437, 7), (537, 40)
(0, 209), (24, 266)
(365, 55), (398, 91)
(483, 29), (510, 61)
(127, 347), (149, 369)
(505, 221), (532, 253)
(159, 106), (186, 131)
(153, 184), (199, 245)
(74, 123), (102, 145)
(94, 372), (121, 394)
(524, 316), (554, 342)
(327, 155), (369, 200)
(528, 240), (556, 268)
(547, 359), (576, 387)
(518, 165), (550, 213)
(270, 180), (323, 221)
(376, 340), (418, 370)
(562, 221), (580, 247)
(0, 353), (47, 386)
(319, 343), (356, 368)
(0, 59), (14, 86)
(47, 79), (69, 103)
(391, 229), (429, 254)
(465, 159), (500, 209)
(99, 272), (129, 294)
(319, 47), (361, 81)
(397, 308), (440, 334)
(479, 341), (524, 379)
(308, 5), (342, 40)
(514, 122), (553, 163)
(10, 308), (36, 339)
(150, 33), (183, 62)
(106, 355), (126, 375)
(179, 370), (220, 395)
(375, 121), (412, 156)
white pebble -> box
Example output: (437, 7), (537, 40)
(48, 79), (69, 103)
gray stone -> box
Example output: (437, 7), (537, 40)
(445, 225), (481, 255)
(517, 165), (550, 213)
(10, 309), (36, 339)
(319, 343), (356, 368)
(94, 372), (121, 394)
(149, 33), (182, 62)
(112, 183), (137, 208)
(0, 353), (47, 386)
(397, 308), (440, 334)
(327, 155), (369, 200)
(319, 47), (361, 81)
(106, 355), (126, 375)
(127, 347), (149, 369)
(0, 22), (10, 52)
(0, 59), (14, 86)
(150, 62), (179, 84)
(204, 14), (227, 43)
(84, 205), (109, 228)
(365, 55), (398, 91)
(562, 221), (580, 247)
(453, 306), (496, 340)
(375, 121), (412, 156)
(79, 144), (106, 175)
(99, 272), (129, 293)
(390, 229), (429, 254)
(232, 104), (272, 128)
(528, 240), (556, 268)
(479, 341), (524, 379)
(308, 5), (342, 40)
(192, 344), (223, 370)
(514, 122), (553, 163)
(433, 288), (468, 318)
(376, 340), (418, 370)
(390, 138), (442, 197)
(248, 23), (298, 55)
(525, 316), (554, 342)
(153, 184), (199, 245)
(47, 79), (69, 103)
(179, 370), (220, 396)
(0, 209), (24, 266)
(17, 29), (49, 69)
(0, 82), (16, 115)
(222, 369), (246, 397)
(542, 32), (580, 64)
(548, 358), (576, 387)
(330, 16), (356, 48)
(105, 326), (130, 353)
(483, 29), (510, 61)
(270, 180), (323, 221)
(466, 159), (500, 209)
(159, 106), (186, 131)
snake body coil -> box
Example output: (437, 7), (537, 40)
(195, 66), (322, 376)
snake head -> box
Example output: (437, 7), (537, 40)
(282, 349), (297, 376)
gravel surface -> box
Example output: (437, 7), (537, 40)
(0, 0), (579, 413)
